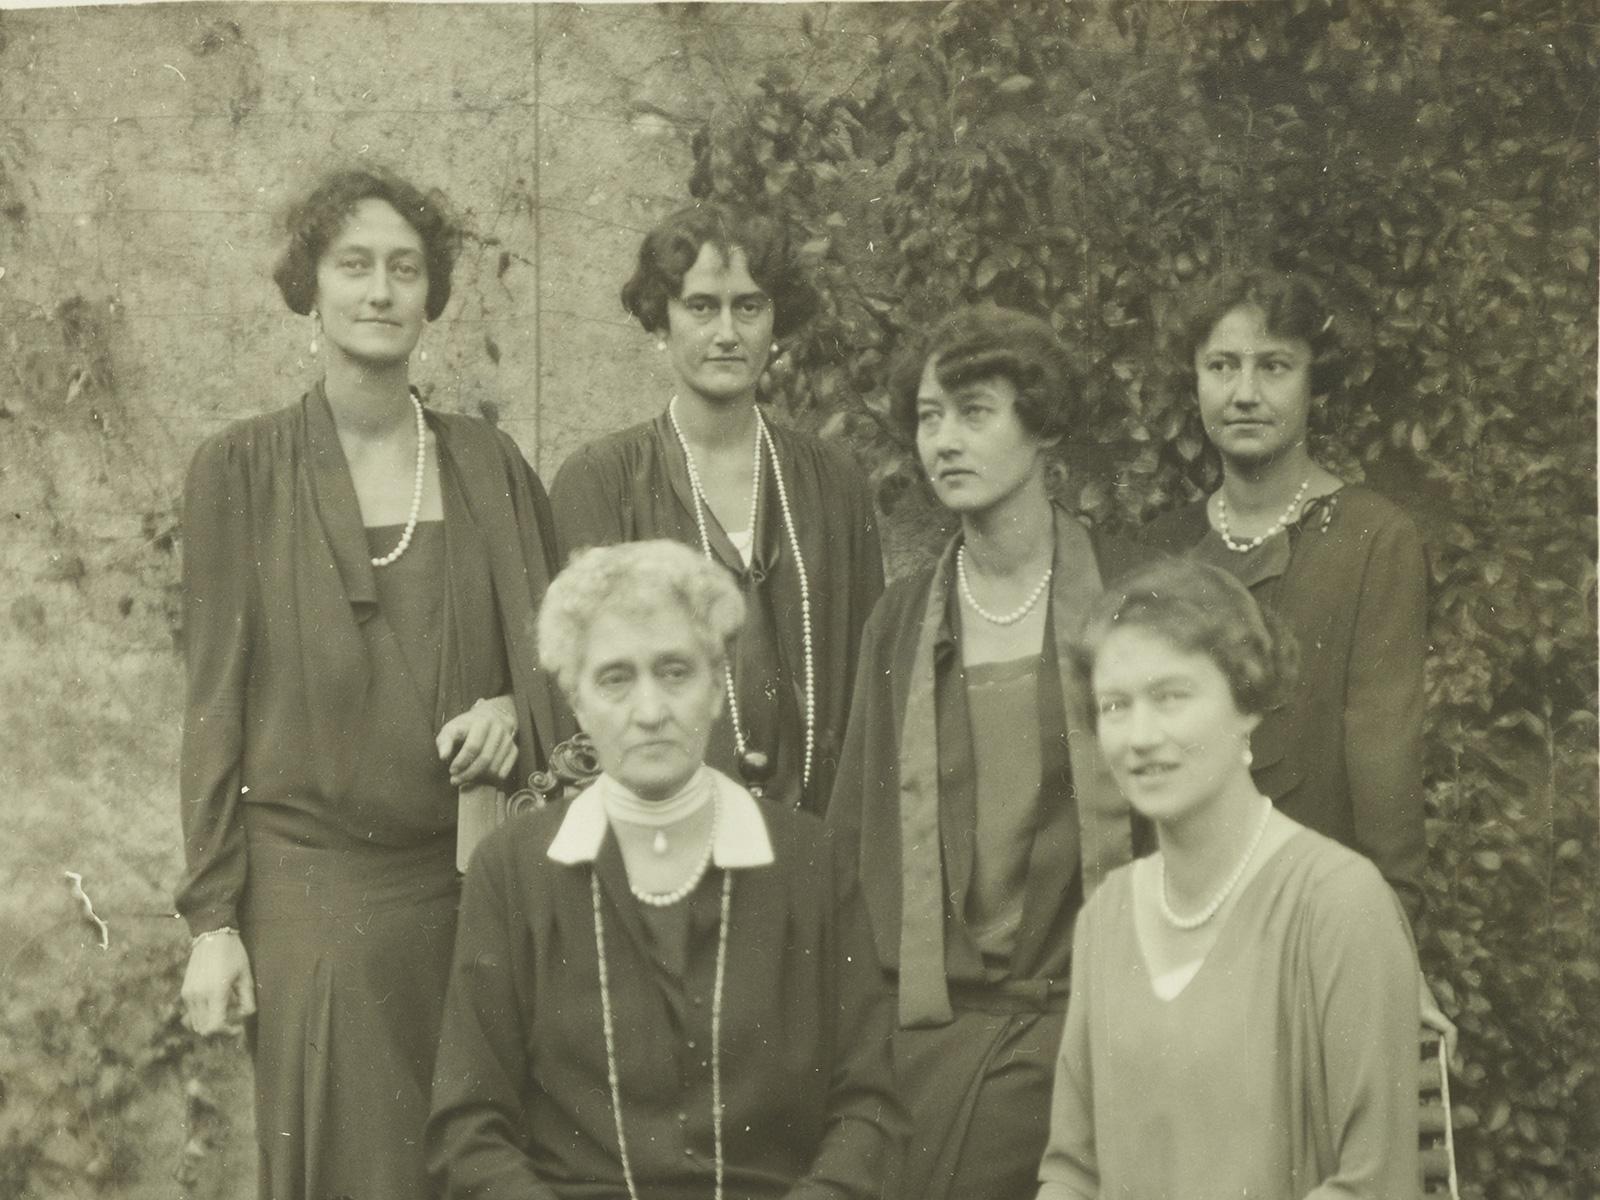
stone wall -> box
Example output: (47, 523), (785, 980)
(0, 5), (887, 1195)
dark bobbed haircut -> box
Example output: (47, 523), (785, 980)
(273, 167), (461, 321)
(886, 303), (1079, 443)
(1167, 269), (1348, 399)
(1070, 557), (1299, 727)
(619, 202), (820, 338)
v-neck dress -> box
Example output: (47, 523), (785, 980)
(1037, 829), (1420, 1200)
(549, 410), (883, 812)
(176, 387), (569, 1200)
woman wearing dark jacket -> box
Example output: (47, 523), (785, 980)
(827, 305), (1144, 1200)
(175, 167), (567, 1200)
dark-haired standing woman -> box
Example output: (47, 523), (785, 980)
(550, 202), (882, 813)
(175, 168), (566, 1200)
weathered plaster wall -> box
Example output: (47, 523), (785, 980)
(0, 5), (886, 1195)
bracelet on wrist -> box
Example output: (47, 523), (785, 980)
(192, 926), (239, 948)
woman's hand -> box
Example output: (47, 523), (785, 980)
(181, 930), (256, 1036)
(437, 695), (519, 787)
(1419, 971), (1459, 1065)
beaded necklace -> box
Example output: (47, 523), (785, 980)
(1215, 478), (1310, 554)
(369, 391), (429, 568)
(956, 545), (1053, 626)
(593, 868), (731, 1200)
(1159, 797), (1273, 930)
(668, 398), (816, 793)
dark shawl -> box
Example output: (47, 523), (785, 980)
(177, 386), (569, 933)
(549, 410), (883, 812)
(827, 510), (1147, 1027)
(1141, 484), (1427, 924)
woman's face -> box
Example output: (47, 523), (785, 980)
(664, 242), (775, 407)
(1090, 625), (1259, 827)
(314, 198), (429, 367)
(570, 603), (724, 802)
(916, 357), (1053, 516)
(1194, 304), (1317, 469)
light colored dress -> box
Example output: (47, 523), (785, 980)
(1038, 828), (1420, 1200)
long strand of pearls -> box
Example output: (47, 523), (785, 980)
(1159, 797), (1274, 930)
(956, 545), (1053, 626)
(370, 391), (428, 568)
(594, 869), (731, 1200)
(668, 398), (816, 794)
(1215, 477), (1310, 554)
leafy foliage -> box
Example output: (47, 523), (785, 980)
(693, 1), (1599, 1194)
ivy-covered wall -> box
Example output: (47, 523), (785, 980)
(0, 5), (882, 1196)
(691, 2), (1599, 1196)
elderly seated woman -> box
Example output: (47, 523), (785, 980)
(425, 539), (902, 1200)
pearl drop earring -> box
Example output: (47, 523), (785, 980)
(656, 340), (667, 352)
(419, 346), (429, 363)
(308, 312), (320, 355)
(1241, 742), (1254, 768)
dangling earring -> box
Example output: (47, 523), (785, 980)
(418, 345), (429, 363)
(308, 311), (321, 355)
(1241, 741), (1254, 768)
(656, 340), (667, 352)
(770, 341), (780, 355)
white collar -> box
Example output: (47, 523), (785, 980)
(547, 766), (775, 869)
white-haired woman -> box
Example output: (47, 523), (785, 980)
(426, 539), (902, 1200)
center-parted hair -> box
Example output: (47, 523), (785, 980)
(886, 303), (1079, 444)
(1165, 269), (1348, 399)
(538, 540), (747, 699)
(619, 202), (819, 338)
(272, 166), (462, 321)
(1070, 557), (1298, 724)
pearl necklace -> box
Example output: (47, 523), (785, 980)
(1159, 798), (1274, 930)
(594, 868), (730, 1200)
(628, 793), (720, 908)
(369, 391), (429, 568)
(1215, 478), (1310, 554)
(956, 545), (1053, 626)
(668, 398), (816, 794)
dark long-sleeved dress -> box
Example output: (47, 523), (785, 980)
(826, 511), (1145, 1200)
(549, 410), (883, 812)
(425, 772), (903, 1200)
(176, 384), (568, 1200)
(1141, 485), (1427, 924)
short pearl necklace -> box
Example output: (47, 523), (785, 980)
(599, 770), (714, 858)
(957, 545), (1052, 626)
(1159, 798), (1273, 930)
(370, 391), (429, 568)
(627, 792), (720, 908)
(594, 868), (730, 1200)
(668, 398), (816, 794)
(1215, 477), (1310, 554)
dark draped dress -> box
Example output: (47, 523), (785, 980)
(827, 511), (1146, 1200)
(549, 409), (883, 813)
(176, 386), (567, 1200)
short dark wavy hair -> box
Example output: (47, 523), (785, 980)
(620, 202), (819, 338)
(1070, 557), (1298, 726)
(1166, 269), (1348, 399)
(886, 303), (1079, 443)
(273, 167), (461, 321)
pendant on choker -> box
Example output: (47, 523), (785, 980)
(652, 830), (668, 856)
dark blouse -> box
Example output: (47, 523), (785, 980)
(424, 794), (902, 1200)
(549, 411), (883, 813)
(176, 388), (569, 934)
(1141, 485), (1427, 924)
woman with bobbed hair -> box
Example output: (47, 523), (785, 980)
(828, 303), (1145, 1200)
(175, 165), (567, 1200)
(550, 201), (883, 814)
(1037, 557), (1419, 1198)
(1143, 268), (1428, 926)
(427, 540), (902, 1200)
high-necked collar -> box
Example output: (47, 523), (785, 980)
(547, 766), (775, 869)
